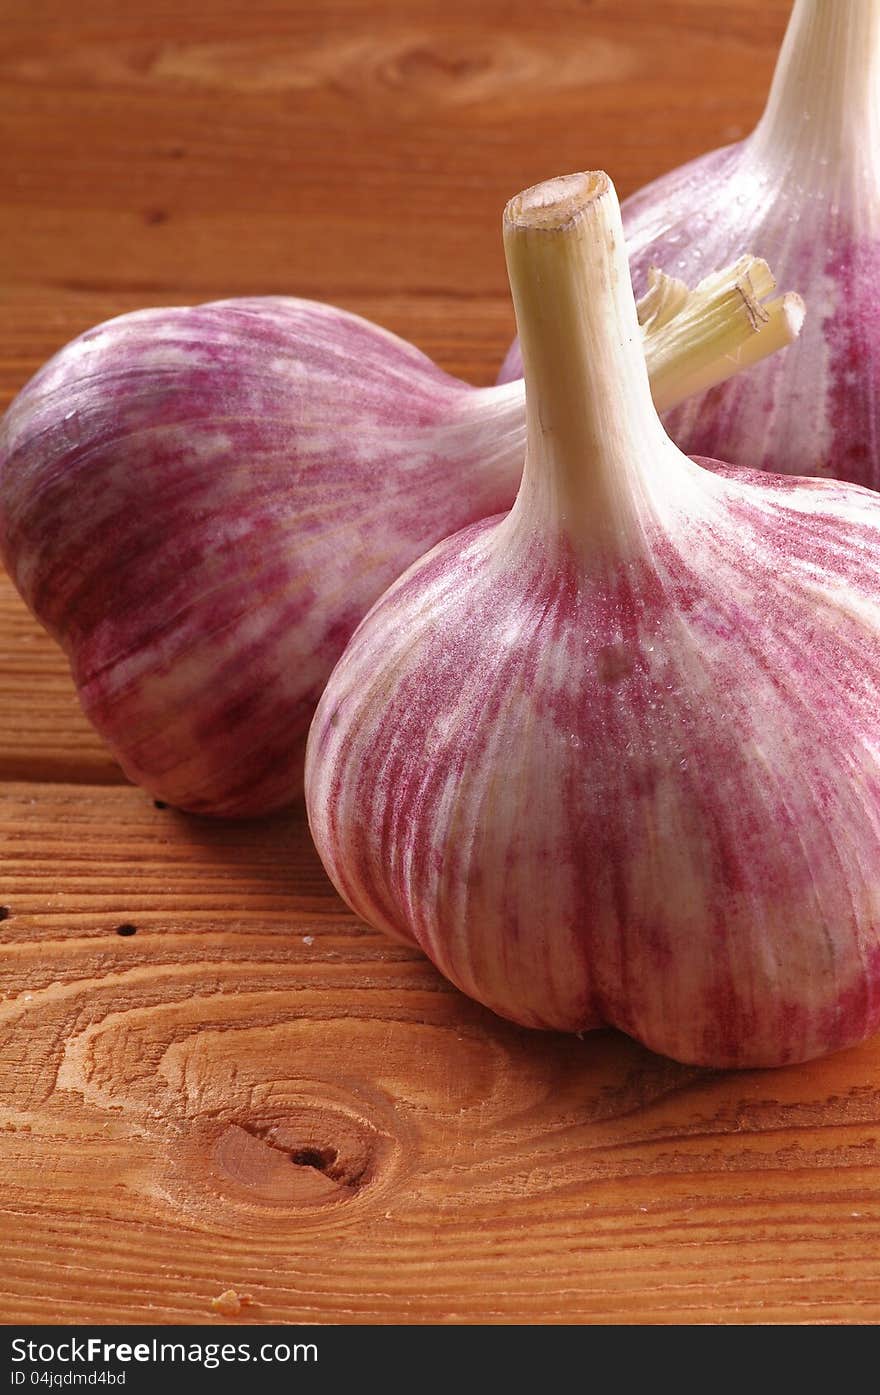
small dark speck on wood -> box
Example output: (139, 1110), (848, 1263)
(290, 1147), (338, 1173)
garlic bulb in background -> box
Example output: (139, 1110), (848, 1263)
(308, 171), (880, 1070)
(499, 0), (880, 490)
(0, 277), (796, 817)
(0, 300), (514, 817)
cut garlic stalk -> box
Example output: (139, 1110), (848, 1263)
(644, 258), (805, 413)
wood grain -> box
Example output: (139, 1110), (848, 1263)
(7, 0), (876, 1328)
(5, 781), (880, 1325)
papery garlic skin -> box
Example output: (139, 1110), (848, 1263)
(308, 172), (880, 1070)
(0, 277), (796, 818)
(0, 299), (520, 816)
(499, 0), (880, 489)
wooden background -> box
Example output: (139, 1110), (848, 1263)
(5, 0), (879, 1327)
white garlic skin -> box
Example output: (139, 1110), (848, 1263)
(624, 162), (878, 488)
(500, 0), (880, 489)
(0, 298), (520, 816)
(1, 270), (791, 817)
(308, 168), (880, 1070)
(307, 465), (880, 1069)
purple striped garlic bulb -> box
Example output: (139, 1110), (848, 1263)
(0, 276), (798, 818)
(307, 171), (880, 1070)
(499, 0), (880, 490)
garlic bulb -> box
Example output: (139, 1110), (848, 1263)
(499, 0), (880, 489)
(307, 171), (880, 1070)
(0, 279), (797, 817)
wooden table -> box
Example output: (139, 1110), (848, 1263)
(3, 0), (878, 1326)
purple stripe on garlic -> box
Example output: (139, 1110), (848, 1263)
(307, 171), (880, 1070)
(0, 270), (800, 816)
(0, 299), (520, 815)
(500, 0), (880, 489)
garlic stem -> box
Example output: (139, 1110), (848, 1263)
(643, 258), (805, 412)
(751, 0), (880, 173)
(480, 247), (804, 488)
(503, 172), (673, 539)
(636, 268), (691, 333)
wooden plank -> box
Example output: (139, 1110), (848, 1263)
(0, 1), (788, 304)
(4, 781), (880, 1325)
